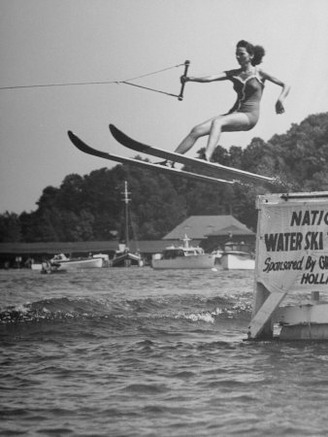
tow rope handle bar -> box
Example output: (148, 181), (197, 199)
(178, 60), (190, 101)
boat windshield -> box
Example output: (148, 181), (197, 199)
(184, 248), (204, 256)
(163, 249), (185, 259)
(224, 243), (250, 252)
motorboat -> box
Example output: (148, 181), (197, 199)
(151, 235), (215, 270)
(31, 263), (43, 271)
(50, 253), (105, 270)
(40, 261), (65, 274)
(220, 241), (255, 270)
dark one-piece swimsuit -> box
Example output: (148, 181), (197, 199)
(224, 67), (265, 128)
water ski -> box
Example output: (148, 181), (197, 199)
(67, 131), (233, 186)
(109, 124), (280, 189)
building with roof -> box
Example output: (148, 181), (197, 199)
(163, 215), (255, 252)
(0, 215), (254, 268)
(0, 240), (176, 268)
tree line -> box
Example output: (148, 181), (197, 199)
(1, 112), (328, 243)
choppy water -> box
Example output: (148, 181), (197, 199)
(1, 267), (328, 437)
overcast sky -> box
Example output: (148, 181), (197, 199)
(1, 0), (328, 213)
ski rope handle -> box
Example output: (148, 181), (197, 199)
(178, 60), (190, 101)
(120, 60), (191, 101)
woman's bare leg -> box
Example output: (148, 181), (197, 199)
(175, 119), (213, 154)
(174, 113), (252, 161)
(205, 113), (252, 160)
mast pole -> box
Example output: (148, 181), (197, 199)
(123, 181), (131, 248)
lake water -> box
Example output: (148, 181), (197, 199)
(1, 267), (328, 436)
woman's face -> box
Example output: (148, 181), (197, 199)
(235, 46), (253, 66)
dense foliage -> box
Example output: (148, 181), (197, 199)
(1, 113), (328, 243)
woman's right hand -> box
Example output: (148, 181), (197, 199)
(275, 100), (285, 114)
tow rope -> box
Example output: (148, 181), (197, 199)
(0, 60), (190, 101)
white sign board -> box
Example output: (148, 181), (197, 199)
(256, 193), (328, 293)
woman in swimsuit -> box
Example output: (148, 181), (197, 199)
(174, 40), (290, 161)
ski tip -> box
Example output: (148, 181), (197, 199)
(67, 130), (76, 141)
(68, 131), (84, 149)
(109, 124), (118, 136)
(67, 131), (98, 157)
(110, 124), (130, 139)
(67, 131), (89, 153)
(109, 124), (131, 146)
(67, 131), (82, 149)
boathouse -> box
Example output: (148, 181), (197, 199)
(0, 215), (254, 267)
(163, 215), (255, 252)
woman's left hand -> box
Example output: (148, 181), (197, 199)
(180, 75), (189, 84)
(275, 100), (285, 114)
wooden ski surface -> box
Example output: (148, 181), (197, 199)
(109, 124), (280, 189)
(67, 131), (234, 185)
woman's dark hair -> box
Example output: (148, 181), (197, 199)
(237, 40), (265, 66)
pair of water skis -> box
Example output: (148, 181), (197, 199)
(68, 125), (282, 190)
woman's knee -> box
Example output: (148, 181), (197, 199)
(211, 117), (224, 131)
(190, 124), (205, 138)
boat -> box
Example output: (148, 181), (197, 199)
(151, 234), (215, 270)
(219, 241), (255, 270)
(40, 260), (65, 274)
(31, 263), (43, 271)
(111, 243), (143, 267)
(50, 253), (104, 270)
(111, 181), (143, 268)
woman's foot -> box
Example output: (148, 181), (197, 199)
(198, 150), (211, 162)
(155, 160), (175, 168)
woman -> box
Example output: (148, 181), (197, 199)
(172, 40), (290, 162)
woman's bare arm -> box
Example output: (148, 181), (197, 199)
(182, 72), (228, 83)
(260, 70), (291, 114)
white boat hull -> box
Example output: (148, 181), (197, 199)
(54, 257), (103, 270)
(31, 264), (42, 271)
(220, 253), (255, 270)
(274, 303), (328, 340)
(111, 251), (143, 267)
(152, 255), (215, 270)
